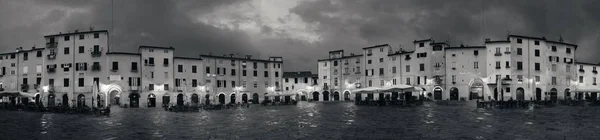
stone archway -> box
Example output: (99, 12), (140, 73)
(176, 93), (184, 106)
(230, 93), (236, 104)
(252, 93), (259, 104)
(550, 88), (558, 102)
(434, 87), (443, 100)
(536, 88), (542, 101)
(62, 94), (69, 107)
(218, 94), (226, 104)
(564, 89), (571, 100)
(77, 94), (86, 108)
(35, 94), (41, 105)
(47, 94), (56, 107)
(516, 88), (525, 101)
(108, 90), (121, 105)
(148, 94), (156, 107)
(469, 78), (484, 100)
(333, 91), (340, 101)
(312, 92), (319, 101)
(242, 93), (248, 103)
(449, 87), (459, 100)
(205, 94), (211, 105)
(129, 93), (140, 108)
(191, 94), (199, 106)
(344, 91), (351, 101)
(323, 91), (330, 101)
(162, 93), (170, 107)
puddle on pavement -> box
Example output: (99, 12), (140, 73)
(525, 122), (533, 125)
(476, 117), (484, 120)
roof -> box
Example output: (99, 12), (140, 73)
(485, 40), (511, 43)
(106, 52), (141, 55)
(362, 44), (389, 50)
(139, 45), (175, 50)
(546, 40), (578, 48)
(283, 71), (315, 78)
(329, 50), (343, 53)
(44, 30), (108, 38)
(388, 51), (415, 56)
(445, 46), (486, 50)
(317, 54), (363, 61)
(508, 34), (546, 40)
(413, 39), (432, 43)
(430, 42), (448, 45)
(575, 61), (600, 66)
(174, 56), (202, 60)
(200, 55), (282, 63)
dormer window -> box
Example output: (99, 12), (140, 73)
(517, 38), (522, 44)
(534, 41), (540, 45)
(551, 46), (557, 52)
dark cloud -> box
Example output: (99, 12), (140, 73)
(1, 0), (599, 73)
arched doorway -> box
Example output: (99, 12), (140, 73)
(450, 87), (459, 100)
(516, 88), (525, 101)
(264, 93), (269, 101)
(47, 94), (55, 107)
(162, 94), (170, 107)
(323, 91), (330, 101)
(35, 94), (41, 105)
(333, 91), (340, 101)
(148, 94), (156, 107)
(591, 92), (598, 101)
(494, 88), (499, 101)
(434, 87), (443, 100)
(252, 93), (259, 104)
(378, 93), (385, 101)
(300, 92), (307, 101)
(242, 93), (248, 103)
(218, 94), (226, 104)
(344, 91), (351, 101)
(230, 94), (236, 104)
(129, 93), (140, 108)
(550, 88), (558, 102)
(312, 92), (319, 101)
(536, 88), (542, 101)
(77, 94), (86, 108)
(469, 79), (484, 100)
(176, 94), (184, 106)
(205, 94), (211, 105)
(62, 94), (69, 107)
(109, 90), (120, 105)
(367, 93), (374, 100)
(274, 95), (281, 102)
(191, 94), (199, 106)
(564, 89), (571, 100)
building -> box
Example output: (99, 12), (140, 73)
(317, 50), (363, 101)
(316, 35), (582, 101)
(0, 29), (284, 108)
(574, 62), (600, 101)
(282, 71), (318, 101)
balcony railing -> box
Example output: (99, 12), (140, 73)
(163, 63), (169, 67)
(504, 51), (511, 54)
(91, 51), (102, 57)
(367, 53), (372, 56)
(111, 68), (118, 72)
(495, 66), (501, 69)
(579, 69), (585, 73)
(92, 64), (101, 71)
(506, 66), (510, 68)
(593, 70), (598, 74)
(405, 57), (411, 60)
(47, 68), (56, 73)
(47, 54), (56, 60)
(494, 52), (502, 56)
(46, 42), (57, 48)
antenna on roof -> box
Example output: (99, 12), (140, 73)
(89, 25), (94, 31)
(559, 34), (564, 42)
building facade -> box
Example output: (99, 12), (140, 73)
(0, 29), (283, 108)
(282, 71), (318, 101)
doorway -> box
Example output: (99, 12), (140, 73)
(148, 94), (156, 107)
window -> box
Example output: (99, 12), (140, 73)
(406, 78), (411, 85)
(552, 77), (557, 85)
(178, 65), (183, 72)
(379, 58), (383, 63)
(379, 68), (384, 75)
(517, 39), (522, 43)
(452, 75), (456, 82)
(433, 45), (442, 51)
(242, 70), (247, 76)
(534, 41), (539, 45)
(63, 78), (69, 87)
(264, 71), (268, 77)
(192, 79), (198, 87)
(566, 65), (571, 72)
(380, 47), (384, 52)
(535, 76), (540, 82)
(275, 72), (279, 77)
(23, 53), (28, 61)
(36, 51), (42, 57)
(419, 64), (425, 71)
(78, 78), (84, 87)
(534, 49), (540, 57)
(151, 72), (154, 78)
(164, 72), (168, 79)
(253, 70), (257, 77)
(163, 58), (169, 66)
(566, 48), (571, 54)
(323, 62), (327, 66)
(149, 57), (154, 65)
(551, 64), (557, 72)
(474, 61), (479, 69)
(495, 48), (500, 54)
(264, 63), (267, 68)
(517, 75), (523, 81)
(594, 77), (597, 85)
(505, 61), (510, 68)
(231, 69), (236, 76)
(367, 60), (372, 64)
(517, 48), (522, 55)
(496, 61), (501, 69)
(77, 46), (84, 53)
(535, 63), (540, 71)
(368, 80), (372, 87)
(304, 78), (308, 83)
(206, 67), (210, 74)
(579, 76), (583, 83)
(112, 62), (118, 71)
(419, 43), (424, 47)
(356, 58), (361, 63)
(79, 34), (84, 40)
(164, 84), (169, 90)
(517, 62), (523, 70)
(406, 65), (410, 72)
(64, 47), (69, 54)
(231, 81), (236, 87)
(333, 61), (338, 66)
(474, 50), (479, 56)
(94, 33), (99, 38)
(392, 67), (397, 73)
(64, 36), (70, 41)
(149, 84), (154, 90)
(417, 77), (421, 85)
(231, 60), (236, 66)
(192, 66), (197, 73)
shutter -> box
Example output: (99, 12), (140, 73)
(84, 63), (88, 71)
(137, 77), (141, 86)
(128, 77), (132, 86)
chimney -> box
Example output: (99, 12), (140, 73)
(245, 55), (252, 59)
(229, 54), (234, 58)
(485, 38), (490, 42)
(559, 35), (564, 42)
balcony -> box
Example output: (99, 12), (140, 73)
(176, 87), (184, 92)
(405, 57), (411, 60)
(367, 53), (372, 56)
(452, 67), (456, 70)
(506, 66), (511, 69)
(452, 81), (456, 85)
(47, 53), (56, 60)
(21, 84), (29, 92)
(111, 68), (118, 72)
(504, 51), (511, 54)
(47, 68), (56, 73)
(46, 42), (57, 48)
(593, 70), (598, 74)
(494, 53), (502, 56)
(495, 66), (501, 69)
(163, 63), (169, 67)
(91, 50), (102, 57)
(579, 69), (585, 73)
(92, 64), (101, 71)
(323, 85), (329, 91)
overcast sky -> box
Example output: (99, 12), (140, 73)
(1, 0), (599, 72)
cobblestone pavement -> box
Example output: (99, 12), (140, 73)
(1, 101), (599, 140)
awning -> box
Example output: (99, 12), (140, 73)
(0, 91), (20, 97)
(351, 87), (384, 94)
(571, 86), (600, 92)
(19, 92), (38, 98)
(380, 84), (413, 92)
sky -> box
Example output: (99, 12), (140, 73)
(0, 0), (599, 72)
